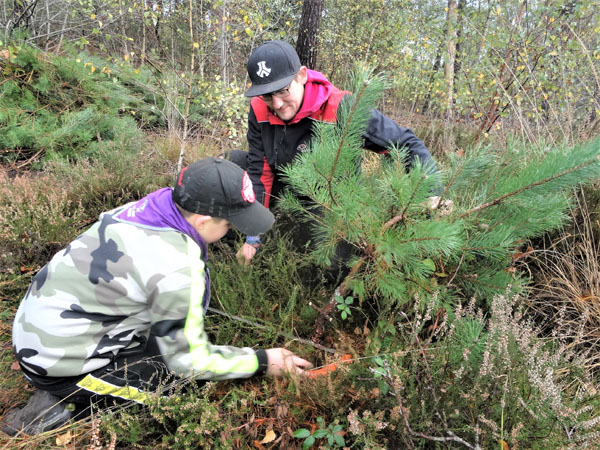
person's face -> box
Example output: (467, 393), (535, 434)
(196, 217), (231, 243)
(260, 68), (307, 122)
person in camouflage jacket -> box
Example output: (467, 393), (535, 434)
(11, 157), (312, 414)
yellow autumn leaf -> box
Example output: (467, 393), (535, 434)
(56, 430), (72, 446)
(260, 429), (276, 444)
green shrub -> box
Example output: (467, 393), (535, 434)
(0, 44), (159, 164)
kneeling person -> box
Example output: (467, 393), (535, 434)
(6, 157), (311, 435)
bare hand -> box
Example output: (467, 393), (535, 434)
(426, 196), (454, 215)
(236, 242), (259, 265)
(265, 348), (313, 376)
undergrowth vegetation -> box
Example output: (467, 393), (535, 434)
(0, 43), (248, 168)
(2, 131), (600, 450)
(1, 44), (600, 450)
(0, 45), (152, 165)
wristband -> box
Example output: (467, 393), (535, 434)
(246, 235), (262, 245)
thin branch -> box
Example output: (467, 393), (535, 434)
(207, 306), (338, 354)
(382, 174), (426, 232)
(312, 256), (367, 343)
(326, 79), (369, 198)
(457, 156), (600, 219)
(313, 160), (339, 207)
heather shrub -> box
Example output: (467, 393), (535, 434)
(100, 382), (235, 449)
(0, 167), (87, 269)
(362, 291), (600, 448)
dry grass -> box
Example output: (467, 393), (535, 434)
(526, 187), (600, 373)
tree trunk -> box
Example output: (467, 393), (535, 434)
(444, 0), (458, 119)
(219, 0), (228, 84)
(421, 49), (442, 114)
(118, 0), (129, 56)
(296, 0), (323, 69)
(142, 0), (147, 61)
(453, 0), (464, 98)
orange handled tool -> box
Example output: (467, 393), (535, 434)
(307, 354), (352, 378)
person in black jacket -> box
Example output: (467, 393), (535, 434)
(233, 40), (439, 265)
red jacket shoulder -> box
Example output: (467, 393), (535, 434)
(310, 87), (350, 123)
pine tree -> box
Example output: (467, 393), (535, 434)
(0, 44), (160, 164)
(278, 67), (600, 316)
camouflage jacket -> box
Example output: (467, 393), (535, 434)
(13, 189), (266, 380)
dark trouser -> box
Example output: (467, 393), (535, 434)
(21, 336), (176, 406)
(219, 149), (248, 170)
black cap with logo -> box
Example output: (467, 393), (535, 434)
(172, 157), (274, 236)
(245, 40), (301, 97)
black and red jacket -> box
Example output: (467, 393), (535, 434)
(246, 69), (438, 208)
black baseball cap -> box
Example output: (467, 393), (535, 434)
(173, 157), (274, 236)
(245, 40), (301, 97)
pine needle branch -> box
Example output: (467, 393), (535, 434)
(474, 154), (515, 221)
(328, 79), (369, 183)
(383, 174), (426, 232)
(436, 163), (463, 209)
(457, 156), (600, 219)
(313, 160), (339, 207)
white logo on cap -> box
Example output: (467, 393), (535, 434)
(241, 172), (256, 203)
(256, 61), (271, 78)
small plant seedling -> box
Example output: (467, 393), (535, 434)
(335, 294), (353, 320)
(293, 417), (345, 449)
(371, 357), (390, 395)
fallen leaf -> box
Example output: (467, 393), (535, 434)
(11, 361), (20, 371)
(511, 246), (534, 261)
(276, 404), (288, 418)
(260, 429), (276, 444)
(56, 430), (72, 446)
